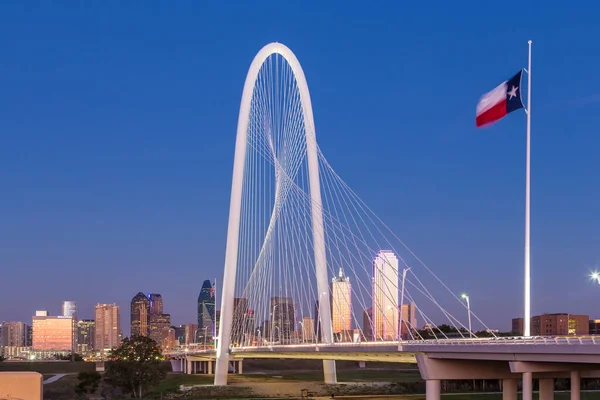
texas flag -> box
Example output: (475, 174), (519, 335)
(476, 71), (524, 127)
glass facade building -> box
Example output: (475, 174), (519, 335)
(130, 292), (150, 337)
(197, 280), (215, 343)
(32, 316), (73, 351)
(77, 319), (95, 353)
(94, 303), (120, 354)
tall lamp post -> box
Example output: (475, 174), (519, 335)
(461, 293), (472, 338)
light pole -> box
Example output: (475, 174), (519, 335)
(461, 293), (472, 338)
(256, 328), (261, 346)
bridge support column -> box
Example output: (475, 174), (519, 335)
(539, 378), (554, 400)
(502, 378), (517, 400)
(208, 359), (213, 374)
(522, 372), (533, 400)
(238, 360), (243, 374)
(426, 379), (441, 400)
(186, 359), (192, 375)
(571, 371), (580, 400)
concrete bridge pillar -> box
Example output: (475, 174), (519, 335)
(502, 378), (517, 400)
(426, 379), (441, 400)
(539, 378), (554, 400)
(238, 360), (243, 374)
(571, 371), (580, 400)
(186, 359), (192, 375)
(208, 359), (213, 374)
(522, 372), (533, 400)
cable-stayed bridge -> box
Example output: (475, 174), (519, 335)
(166, 43), (600, 400)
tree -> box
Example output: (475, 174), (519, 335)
(0, 355), (5, 362)
(75, 371), (101, 397)
(104, 335), (167, 398)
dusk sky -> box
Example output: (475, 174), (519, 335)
(2, 2), (600, 333)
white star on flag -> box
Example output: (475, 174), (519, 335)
(508, 85), (518, 100)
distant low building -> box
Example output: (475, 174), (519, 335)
(589, 319), (600, 335)
(512, 314), (589, 336)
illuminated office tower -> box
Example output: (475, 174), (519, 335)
(372, 250), (399, 340)
(32, 315), (73, 351)
(331, 268), (352, 339)
(94, 303), (120, 355)
(130, 292), (150, 336)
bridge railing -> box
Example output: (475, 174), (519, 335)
(164, 336), (600, 356)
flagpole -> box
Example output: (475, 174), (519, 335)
(524, 40), (532, 337)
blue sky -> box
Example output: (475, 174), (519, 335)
(1, 2), (600, 333)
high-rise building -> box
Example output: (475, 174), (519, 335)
(269, 297), (295, 341)
(62, 301), (77, 319)
(197, 280), (216, 342)
(314, 300), (321, 342)
(399, 302), (417, 339)
(512, 318), (524, 335)
(147, 292), (170, 347)
(131, 292), (150, 337)
(148, 313), (171, 347)
(62, 301), (77, 354)
(77, 319), (95, 353)
(183, 323), (197, 345)
(301, 316), (314, 342)
(232, 298), (252, 345)
(372, 250), (399, 340)
(165, 327), (176, 349)
(149, 294), (163, 315)
(331, 268), (352, 336)
(32, 316), (73, 351)
(0, 322), (28, 347)
(94, 303), (120, 354)
(363, 307), (374, 341)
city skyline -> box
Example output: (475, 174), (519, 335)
(2, 3), (600, 331)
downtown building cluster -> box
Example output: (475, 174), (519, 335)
(0, 301), (119, 360)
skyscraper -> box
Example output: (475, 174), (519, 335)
(372, 250), (399, 341)
(301, 316), (315, 342)
(183, 323), (197, 345)
(131, 292), (150, 337)
(270, 297), (295, 342)
(94, 303), (120, 354)
(399, 302), (417, 339)
(232, 298), (250, 345)
(148, 313), (171, 346)
(62, 301), (77, 354)
(197, 280), (215, 343)
(148, 293), (163, 315)
(0, 321), (28, 347)
(77, 319), (95, 353)
(62, 301), (77, 319)
(147, 293), (170, 347)
(363, 307), (374, 341)
(331, 268), (352, 338)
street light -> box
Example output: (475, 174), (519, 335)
(461, 293), (472, 338)
(591, 271), (600, 284)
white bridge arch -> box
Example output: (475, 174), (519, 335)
(214, 42), (336, 385)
